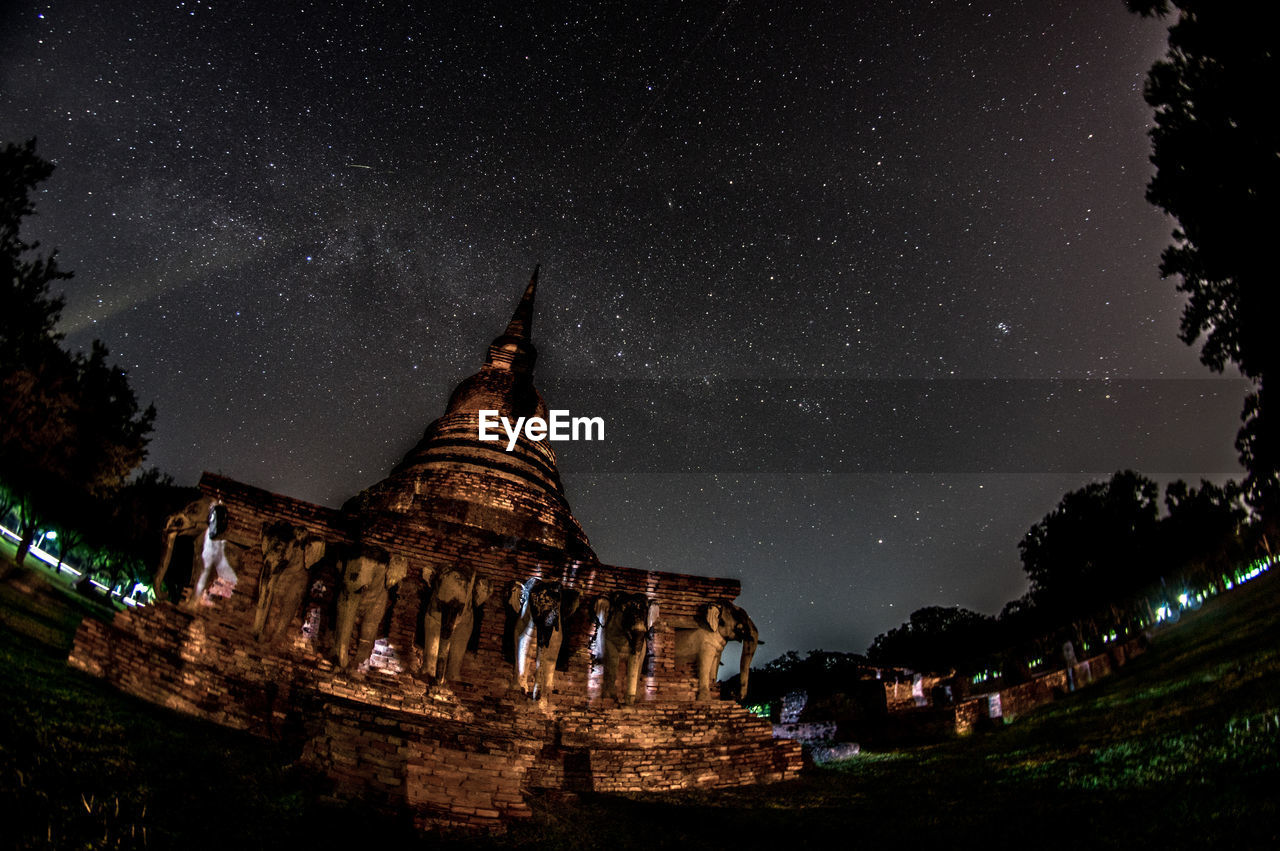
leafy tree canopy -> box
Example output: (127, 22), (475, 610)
(1018, 470), (1161, 622)
(1127, 1), (1280, 521)
(746, 649), (873, 704)
(867, 605), (996, 675)
(1160, 478), (1247, 588)
(0, 139), (68, 370)
(0, 139), (156, 571)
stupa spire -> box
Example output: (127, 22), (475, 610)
(485, 266), (540, 373)
(504, 264), (538, 339)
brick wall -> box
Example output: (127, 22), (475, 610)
(861, 636), (1149, 741)
(949, 636), (1148, 734)
(188, 472), (743, 701)
(299, 693), (801, 829)
(67, 471), (800, 832)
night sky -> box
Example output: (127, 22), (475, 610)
(0, 1), (1248, 661)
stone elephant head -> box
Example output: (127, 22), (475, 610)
(155, 498), (238, 611)
(676, 600), (760, 701)
(420, 562), (493, 684)
(332, 544), (408, 670)
(508, 578), (580, 706)
(594, 591), (659, 705)
(153, 497), (212, 601)
(252, 521), (326, 645)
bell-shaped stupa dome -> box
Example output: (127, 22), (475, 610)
(347, 268), (594, 555)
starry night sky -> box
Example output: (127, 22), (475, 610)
(0, 1), (1249, 660)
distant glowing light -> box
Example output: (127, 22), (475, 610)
(0, 520), (145, 607)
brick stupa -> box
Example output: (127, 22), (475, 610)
(69, 270), (801, 831)
(346, 268), (593, 554)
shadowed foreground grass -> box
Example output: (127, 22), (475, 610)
(1, 563), (1277, 849)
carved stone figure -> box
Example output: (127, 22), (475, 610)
(153, 497), (238, 611)
(508, 578), (579, 705)
(674, 600), (759, 701)
(154, 498), (204, 597)
(252, 522), (326, 644)
(333, 544), (408, 670)
(153, 497), (214, 600)
(594, 591), (659, 705)
(420, 563), (493, 684)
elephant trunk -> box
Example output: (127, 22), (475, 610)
(534, 612), (558, 648)
(737, 635), (757, 701)
(623, 646), (645, 704)
(438, 600), (464, 641)
(153, 532), (179, 599)
(626, 625), (647, 657)
(421, 612), (442, 679)
(334, 594), (356, 669)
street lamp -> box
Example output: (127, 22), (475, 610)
(35, 529), (57, 550)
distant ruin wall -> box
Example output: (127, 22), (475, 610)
(844, 637), (1151, 744)
(949, 637), (1148, 734)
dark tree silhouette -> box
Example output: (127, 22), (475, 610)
(85, 469), (199, 590)
(0, 139), (69, 370)
(1235, 392), (1278, 537)
(867, 605), (996, 675)
(1128, 1), (1280, 526)
(1018, 470), (1161, 636)
(1160, 478), (1247, 594)
(0, 139), (155, 575)
(994, 593), (1050, 684)
(741, 649), (889, 722)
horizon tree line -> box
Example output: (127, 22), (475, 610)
(0, 138), (191, 592)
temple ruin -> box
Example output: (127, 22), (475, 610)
(68, 270), (801, 831)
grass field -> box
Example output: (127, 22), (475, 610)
(1, 561), (1277, 849)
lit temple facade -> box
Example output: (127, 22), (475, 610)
(69, 271), (800, 831)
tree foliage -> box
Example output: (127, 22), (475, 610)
(1160, 478), (1247, 590)
(866, 605), (996, 675)
(0, 139), (156, 572)
(753, 649), (871, 697)
(0, 139), (68, 370)
(1235, 390), (1279, 527)
(1018, 470), (1161, 624)
(80, 469), (200, 589)
(1017, 470), (1248, 639)
(1128, 1), (1280, 521)
(864, 471), (1251, 678)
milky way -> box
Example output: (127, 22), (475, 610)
(0, 1), (1246, 659)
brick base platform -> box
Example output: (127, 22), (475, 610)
(302, 692), (801, 831)
(68, 598), (802, 832)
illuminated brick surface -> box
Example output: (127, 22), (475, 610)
(68, 276), (800, 830)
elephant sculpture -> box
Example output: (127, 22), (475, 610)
(332, 544), (408, 670)
(594, 591), (659, 705)
(252, 521), (326, 645)
(674, 600), (759, 701)
(508, 578), (580, 705)
(153, 497), (238, 611)
(419, 563), (493, 684)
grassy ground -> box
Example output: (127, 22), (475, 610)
(0, 529), (126, 616)
(1, 560), (1277, 849)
